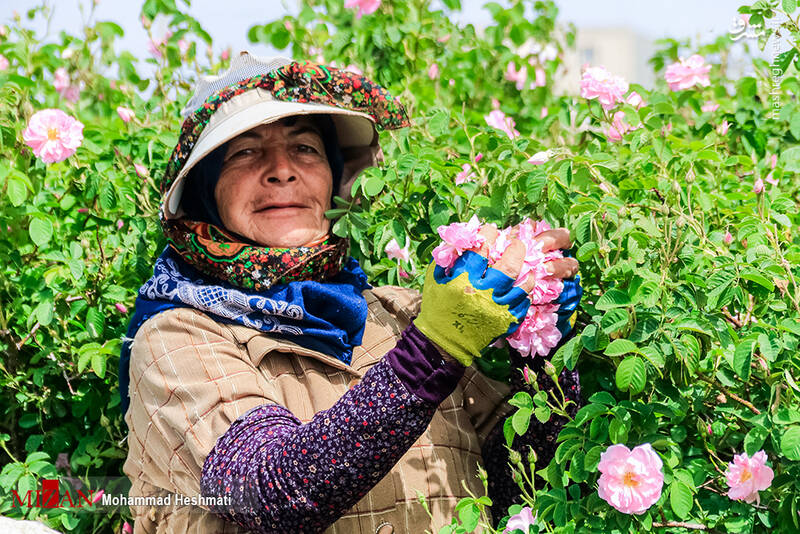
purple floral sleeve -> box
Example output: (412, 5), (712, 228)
(481, 335), (583, 523)
(200, 323), (464, 533)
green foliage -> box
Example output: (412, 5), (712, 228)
(1, 0), (799, 532)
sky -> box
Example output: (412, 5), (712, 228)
(3, 0), (764, 83)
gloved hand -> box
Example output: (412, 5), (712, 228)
(553, 249), (583, 339)
(414, 226), (579, 367)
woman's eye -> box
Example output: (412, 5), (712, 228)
(298, 144), (319, 154)
(231, 148), (255, 158)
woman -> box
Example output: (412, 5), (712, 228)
(121, 54), (582, 533)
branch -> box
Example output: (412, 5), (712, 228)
(697, 374), (761, 415)
(652, 521), (707, 530)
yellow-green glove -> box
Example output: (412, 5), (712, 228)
(413, 250), (531, 367)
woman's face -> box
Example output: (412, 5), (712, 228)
(215, 117), (333, 247)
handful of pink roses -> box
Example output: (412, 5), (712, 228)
(431, 216), (566, 357)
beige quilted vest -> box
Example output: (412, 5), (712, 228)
(123, 286), (511, 533)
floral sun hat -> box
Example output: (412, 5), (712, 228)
(161, 52), (410, 220)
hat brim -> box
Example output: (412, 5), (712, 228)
(164, 88), (377, 219)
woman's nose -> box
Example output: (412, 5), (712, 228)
(261, 148), (297, 184)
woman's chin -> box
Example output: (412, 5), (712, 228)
(249, 225), (328, 248)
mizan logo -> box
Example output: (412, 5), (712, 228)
(11, 478), (97, 509)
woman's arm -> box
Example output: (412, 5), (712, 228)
(199, 322), (464, 533)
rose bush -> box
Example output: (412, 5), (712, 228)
(1, 0), (799, 532)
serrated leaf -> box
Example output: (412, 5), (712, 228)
(91, 351), (107, 378)
(595, 288), (631, 311)
(29, 216), (54, 247)
(99, 182), (117, 211)
(605, 339), (638, 356)
(33, 300), (54, 327)
(6, 176), (27, 206)
(744, 426), (769, 456)
(616, 356), (646, 394)
(670, 480), (693, 519)
(781, 426), (800, 461)
(601, 308), (630, 334)
(512, 407), (532, 436)
(733, 339), (755, 381)
(741, 269), (775, 291)
(86, 307), (105, 338)
(503, 417), (515, 448)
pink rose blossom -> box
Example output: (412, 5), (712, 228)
(344, 64), (363, 75)
(507, 303), (561, 357)
(147, 30), (173, 58)
(22, 109), (84, 164)
(505, 62), (527, 91)
(398, 267), (410, 279)
(77, 208), (89, 213)
(725, 450), (773, 504)
(62, 85), (80, 103)
(54, 67), (70, 93)
(765, 172), (777, 185)
(115, 303), (128, 314)
(0, 55), (8, 70)
(580, 66), (629, 110)
(92, 490), (104, 504)
(540, 106), (549, 119)
(753, 177), (764, 194)
(605, 111), (633, 142)
(474, 153), (483, 163)
(221, 48), (230, 61)
(724, 231), (733, 245)
(455, 163), (475, 185)
(344, 0), (381, 18)
(116, 106), (135, 123)
(116, 220), (124, 230)
(664, 54), (711, 91)
(597, 443), (664, 515)
(177, 38), (190, 54)
(122, 522), (133, 534)
(385, 237), (410, 262)
(448, 78), (455, 86)
(533, 66), (546, 87)
(514, 219), (564, 302)
(625, 91), (645, 109)
(504, 506), (536, 533)
(717, 120), (730, 135)
(527, 150), (552, 165)
(770, 154), (778, 169)
(484, 109), (520, 139)
(437, 34), (451, 43)
(432, 215), (485, 269)
(134, 163), (148, 178)
(707, 424), (713, 435)
(701, 101), (720, 112)
(427, 63), (439, 80)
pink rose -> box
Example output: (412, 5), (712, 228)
(431, 215), (485, 269)
(0, 54), (8, 70)
(398, 267), (410, 279)
(22, 109), (84, 164)
(116, 220), (124, 230)
(753, 177), (764, 194)
(724, 231), (733, 245)
(484, 109), (520, 139)
(115, 303), (129, 314)
(384, 237), (410, 262)
(177, 38), (190, 54)
(92, 490), (104, 504)
(664, 54), (711, 91)
(725, 450), (773, 504)
(533, 66), (546, 87)
(770, 154), (778, 169)
(62, 85), (80, 103)
(474, 153), (483, 163)
(122, 522), (133, 534)
(53, 67), (70, 93)
(597, 443), (664, 515)
(505, 62), (527, 91)
(605, 111), (633, 142)
(507, 303), (561, 357)
(455, 163), (475, 185)
(701, 101), (720, 112)
(765, 172), (777, 185)
(580, 66), (629, 110)
(540, 106), (549, 119)
(134, 163), (149, 178)
(626, 91), (644, 109)
(437, 34), (451, 43)
(344, 64), (363, 75)
(504, 506), (536, 533)
(717, 120), (730, 135)
(221, 48), (230, 61)
(427, 63), (439, 80)
(344, 0), (381, 18)
(116, 106), (135, 123)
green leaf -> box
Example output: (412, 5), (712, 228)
(595, 288), (631, 310)
(28, 216), (54, 247)
(581, 324), (609, 352)
(362, 174), (385, 196)
(733, 339), (755, 381)
(99, 182), (117, 211)
(670, 480), (694, 519)
(605, 339), (638, 357)
(512, 407), (532, 436)
(6, 176), (27, 206)
(784, 0), (797, 14)
(457, 502), (480, 532)
(601, 308), (630, 334)
(91, 351), (107, 378)
(33, 300), (54, 327)
(741, 269), (775, 291)
(86, 307), (105, 338)
(744, 426), (769, 456)
(781, 426), (800, 461)
(508, 391), (533, 410)
(616, 356), (646, 394)
(553, 335), (581, 371)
